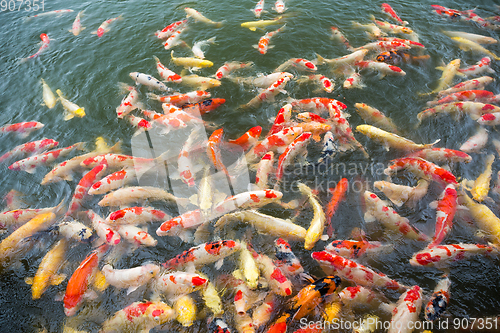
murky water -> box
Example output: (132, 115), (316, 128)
(0, 0), (500, 331)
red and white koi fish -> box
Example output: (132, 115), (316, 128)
(297, 74), (335, 93)
(312, 251), (407, 291)
(477, 112), (500, 125)
(343, 71), (365, 89)
(178, 128), (201, 187)
(215, 61), (253, 80)
(328, 104), (368, 156)
(64, 244), (109, 316)
(241, 74), (292, 109)
(384, 157), (458, 185)
(273, 0), (286, 13)
(417, 102), (500, 125)
(115, 86), (140, 119)
(275, 132), (312, 184)
(0, 121), (44, 137)
(355, 60), (406, 78)
(255, 24), (286, 54)
(88, 168), (136, 195)
(297, 112), (328, 124)
(458, 57), (495, 77)
(92, 15), (123, 37)
(99, 186), (187, 207)
(374, 179), (429, 208)
(163, 25), (188, 50)
(213, 189), (283, 215)
(274, 238), (306, 278)
(127, 114), (152, 135)
(428, 89), (496, 106)
(81, 153), (142, 169)
(275, 58), (317, 72)
(252, 294), (278, 329)
(152, 55), (182, 83)
(192, 36), (217, 59)
(115, 224), (157, 247)
(70, 11), (85, 36)
(142, 110), (186, 134)
(425, 277), (450, 321)
(338, 286), (387, 309)
(459, 126), (488, 153)
(106, 207), (168, 226)
(156, 209), (204, 241)
(85, 210), (121, 245)
(228, 126), (262, 151)
(254, 250), (293, 296)
(207, 128), (231, 178)
(162, 240), (240, 270)
(409, 243), (496, 269)
(252, 0), (265, 17)
(182, 98), (226, 115)
(406, 148), (472, 164)
(100, 301), (174, 332)
(364, 191), (430, 241)
(66, 163), (108, 217)
(431, 5), (466, 19)
(255, 152), (274, 189)
(324, 178), (348, 237)
(0, 138), (58, 163)
(268, 103), (293, 136)
(249, 126), (303, 161)
(156, 19), (188, 39)
(295, 116), (331, 140)
(129, 72), (171, 92)
(369, 15), (412, 35)
(326, 239), (387, 259)
(288, 97), (346, 115)
(352, 40), (411, 53)
(185, 7), (224, 27)
(148, 90), (210, 105)
(8, 142), (85, 174)
(102, 263), (159, 294)
(330, 26), (352, 50)
(437, 76), (494, 97)
(379, 37), (425, 49)
(354, 103), (400, 134)
(388, 285), (422, 333)
(429, 184), (457, 248)
(26, 9), (74, 20)
(21, 33), (50, 62)
(381, 3), (407, 25)
(152, 271), (207, 302)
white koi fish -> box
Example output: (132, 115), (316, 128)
(21, 33), (50, 63)
(99, 186), (188, 207)
(298, 182), (327, 249)
(442, 30), (498, 44)
(85, 210), (121, 245)
(91, 14), (123, 37)
(460, 126), (488, 153)
(374, 179), (429, 208)
(129, 72), (171, 92)
(26, 9), (73, 20)
(116, 85), (140, 119)
(41, 79), (56, 108)
(184, 7), (223, 27)
(388, 286), (422, 333)
(458, 57), (495, 76)
(102, 263), (159, 294)
(163, 25), (188, 50)
(192, 37), (216, 59)
(351, 21), (384, 39)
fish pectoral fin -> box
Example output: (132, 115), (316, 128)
(25, 167), (37, 174)
(249, 27), (257, 31)
(50, 274), (67, 285)
(435, 66), (445, 71)
(24, 277), (34, 285)
(83, 289), (99, 301)
(214, 258), (224, 270)
(189, 194), (199, 206)
(63, 112), (75, 121)
(126, 286), (139, 295)
(178, 229), (194, 243)
(363, 211), (376, 223)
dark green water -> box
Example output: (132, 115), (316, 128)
(1, 0), (500, 332)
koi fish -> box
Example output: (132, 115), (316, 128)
(102, 263), (159, 294)
(330, 26), (352, 50)
(216, 210), (306, 241)
(458, 191), (500, 245)
(274, 238), (306, 279)
(175, 294), (197, 327)
(0, 138), (58, 163)
(213, 189), (283, 215)
(352, 40), (411, 53)
(363, 191), (430, 241)
(255, 152), (274, 189)
(437, 75), (494, 97)
(355, 60), (406, 78)
(21, 33), (50, 62)
(388, 286), (422, 333)
(325, 239), (387, 259)
(354, 103), (399, 134)
(241, 16), (285, 31)
(351, 21), (384, 39)
(249, 126), (303, 162)
(252, 0), (265, 17)
(215, 61), (254, 80)
(99, 186), (187, 207)
(88, 168), (136, 195)
(407, 148), (472, 164)
(356, 124), (438, 151)
(85, 209), (121, 245)
(275, 58), (317, 72)
(409, 243), (496, 268)
(53, 220), (93, 242)
(429, 184), (457, 247)
(253, 294), (278, 329)
(171, 50), (214, 69)
(64, 244), (109, 316)
(26, 9), (74, 20)
(241, 74), (292, 109)
(425, 276), (451, 321)
(275, 132), (312, 185)
(273, 0), (285, 13)
(441, 30), (498, 44)
(296, 74), (335, 93)
(417, 102), (500, 126)
(458, 57), (495, 76)
(316, 49), (368, 72)
(163, 25), (188, 50)
(129, 72), (171, 92)
(115, 85), (140, 119)
(56, 89), (85, 120)
(162, 240), (240, 270)
(238, 241), (260, 289)
(156, 19), (188, 39)
(459, 126), (488, 153)
(338, 286), (387, 310)
(148, 90), (210, 105)
(255, 24), (286, 54)
(381, 3), (407, 25)
(206, 128), (231, 179)
(66, 163), (108, 217)
(0, 121), (44, 138)
(254, 250), (293, 296)
(106, 207), (168, 226)
(24, 238), (67, 299)
(192, 37), (217, 59)
(91, 14), (123, 37)
(325, 178), (348, 237)
(385, 157), (458, 185)
(428, 89), (496, 106)
(100, 301), (174, 332)
(228, 126), (262, 151)
(343, 71), (365, 89)
(185, 7), (223, 27)
(451, 37), (500, 60)
(267, 103), (293, 136)
(178, 128), (202, 187)
(40, 78), (57, 109)
(420, 58), (461, 96)
(469, 154), (495, 202)
(369, 15), (412, 34)
(313, 251), (406, 291)
(374, 179), (429, 208)
(328, 104), (368, 156)
(298, 182), (327, 249)
(69, 11), (85, 36)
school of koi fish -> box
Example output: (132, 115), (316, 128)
(3, 1), (500, 332)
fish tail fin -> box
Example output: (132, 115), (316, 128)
(208, 36), (217, 44)
(368, 14), (376, 21)
(315, 53), (326, 65)
(117, 82), (133, 94)
(116, 14), (124, 20)
(171, 50), (175, 59)
(424, 138), (441, 148)
(215, 21), (224, 28)
(63, 112), (75, 121)
(53, 198), (67, 216)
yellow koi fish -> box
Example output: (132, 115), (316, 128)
(451, 37), (500, 61)
(171, 50), (213, 69)
(356, 124), (439, 151)
(41, 79), (57, 109)
(420, 59), (461, 96)
(298, 182), (326, 250)
(56, 89), (85, 120)
(241, 16), (284, 31)
(470, 154), (495, 202)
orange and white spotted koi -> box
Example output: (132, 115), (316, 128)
(326, 239), (387, 259)
(330, 26), (352, 50)
(252, 294), (278, 329)
(228, 126), (262, 150)
(459, 127), (488, 153)
(92, 15), (123, 38)
(275, 58), (317, 72)
(255, 24), (286, 54)
(8, 142), (85, 174)
(437, 76), (494, 97)
(479, 112), (500, 125)
(425, 277), (450, 321)
(153, 56), (182, 83)
(288, 97), (346, 115)
(241, 74), (293, 109)
(253, 249), (293, 296)
(162, 240), (241, 270)
(66, 163), (108, 217)
(215, 61), (254, 80)
(255, 152), (274, 189)
(156, 19), (188, 39)
(297, 74), (335, 93)
(100, 301), (174, 332)
(252, 0), (265, 18)
(88, 168), (136, 195)
(343, 71), (365, 89)
(274, 238), (305, 279)
(115, 224), (157, 247)
(388, 285), (422, 333)
(369, 15), (412, 35)
(409, 243), (496, 269)
(273, 0), (285, 13)
(127, 114), (152, 133)
(106, 207), (169, 226)
(102, 263), (160, 294)
(294, 120), (332, 141)
(328, 104), (368, 156)
(70, 11), (85, 36)
(64, 244), (109, 316)
(384, 157), (458, 185)
(417, 102), (500, 126)
(428, 89), (496, 106)
(268, 103), (293, 136)
(148, 91), (210, 105)
(338, 286), (387, 309)
(207, 128), (231, 178)
(363, 191), (430, 241)
(352, 40), (411, 53)
(142, 109), (187, 133)
(0, 121), (44, 137)
(156, 209), (204, 241)
(0, 138), (58, 163)
(81, 153), (150, 170)
(355, 60), (406, 78)
(381, 3), (407, 25)
(276, 132), (312, 185)
(85, 210), (121, 245)
(429, 184), (457, 248)
(116, 86), (140, 119)
(354, 103), (400, 134)
(249, 126), (303, 162)
(378, 37), (425, 49)
(163, 25), (188, 50)
(458, 57), (495, 77)
(406, 148), (472, 164)
(213, 189), (283, 215)
(152, 271), (207, 300)
(312, 251), (406, 291)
